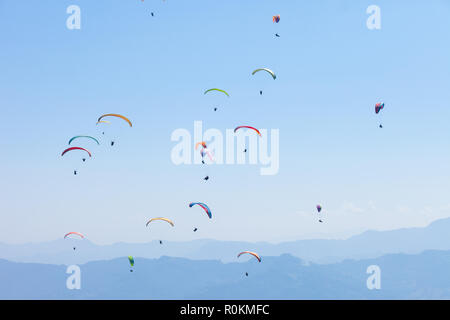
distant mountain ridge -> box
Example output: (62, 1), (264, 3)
(1, 249), (450, 299)
(1, 217), (450, 265)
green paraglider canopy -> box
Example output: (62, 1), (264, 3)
(204, 88), (230, 97)
(251, 68), (276, 80)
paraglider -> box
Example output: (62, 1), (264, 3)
(64, 232), (84, 250)
(193, 228), (198, 232)
(204, 88), (230, 97)
(61, 147), (92, 158)
(316, 205), (323, 223)
(62, 147), (92, 175)
(146, 217), (175, 227)
(68, 136), (100, 146)
(204, 89), (229, 113)
(234, 126), (262, 137)
(272, 16), (280, 37)
(238, 251), (261, 277)
(375, 102), (385, 128)
(97, 113), (131, 145)
(97, 114), (132, 127)
(204, 176), (209, 181)
(237, 251), (261, 262)
(128, 256), (134, 272)
(64, 232), (85, 239)
(189, 202), (212, 219)
(197, 142), (214, 163)
(252, 68), (276, 94)
(252, 68), (276, 80)
(159, 240), (163, 245)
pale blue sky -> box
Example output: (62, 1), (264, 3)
(1, 0), (450, 244)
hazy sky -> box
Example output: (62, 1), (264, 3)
(1, 0), (450, 244)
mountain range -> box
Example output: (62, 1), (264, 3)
(2, 217), (450, 265)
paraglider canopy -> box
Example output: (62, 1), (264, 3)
(375, 103), (384, 114)
(272, 15), (280, 23)
(237, 251), (261, 262)
(189, 202), (212, 219)
(128, 256), (134, 272)
(146, 217), (175, 227)
(195, 142), (207, 150)
(204, 88), (230, 97)
(234, 126), (262, 137)
(316, 205), (322, 213)
(68, 136), (100, 145)
(64, 232), (84, 250)
(97, 114), (132, 127)
(64, 232), (85, 239)
(252, 68), (276, 80)
(61, 147), (92, 157)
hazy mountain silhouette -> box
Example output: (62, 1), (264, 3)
(2, 218), (450, 265)
(1, 249), (450, 299)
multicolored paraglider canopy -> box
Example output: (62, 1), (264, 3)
(195, 141), (207, 150)
(128, 256), (134, 267)
(237, 251), (261, 262)
(234, 126), (261, 137)
(189, 202), (212, 219)
(64, 232), (85, 239)
(375, 102), (385, 114)
(272, 15), (280, 23)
